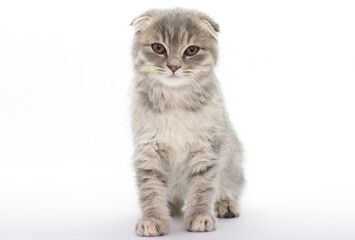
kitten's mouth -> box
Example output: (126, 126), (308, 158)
(168, 74), (180, 79)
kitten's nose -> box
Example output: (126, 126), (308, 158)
(168, 65), (181, 73)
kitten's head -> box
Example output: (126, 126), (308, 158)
(131, 8), (219, 88)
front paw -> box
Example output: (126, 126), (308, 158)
(185, 213), (216, 232)
(136, 218), (170, 237)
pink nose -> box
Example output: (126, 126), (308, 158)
(168, 65), (181, 73)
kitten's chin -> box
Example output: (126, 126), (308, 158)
(157, 75), (190, 88)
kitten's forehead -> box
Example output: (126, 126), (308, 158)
(149, 25), (190, 46)
(156, 13), (198, 44)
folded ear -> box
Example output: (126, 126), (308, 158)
(200, 16), (220, 39)
(131, 13), (153, 32)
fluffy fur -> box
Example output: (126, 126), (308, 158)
(130, 8), (244, 237)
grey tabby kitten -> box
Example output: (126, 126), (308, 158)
(130, 8), (244, 237)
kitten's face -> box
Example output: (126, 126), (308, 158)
(132, 9), (219, 88)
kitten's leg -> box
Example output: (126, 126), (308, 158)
(215, 148), (244, 218)
(134, 146), (171, 237)
(184, 150), (217, 232)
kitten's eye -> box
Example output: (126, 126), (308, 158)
(151, 43), (166, 55)
(184, 46), (200, 56)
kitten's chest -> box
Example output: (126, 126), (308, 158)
(133, 99), (221, 154)
(152, 110), (204, 148)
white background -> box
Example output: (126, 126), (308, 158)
(1, 0), (355, 239)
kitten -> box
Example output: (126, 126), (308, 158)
(130, 8), (244, 237)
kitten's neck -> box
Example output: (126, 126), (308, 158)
(135, 75), (219, 112)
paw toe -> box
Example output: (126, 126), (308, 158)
(136, 218), (169, 237)
(186, 214), (216, 232)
